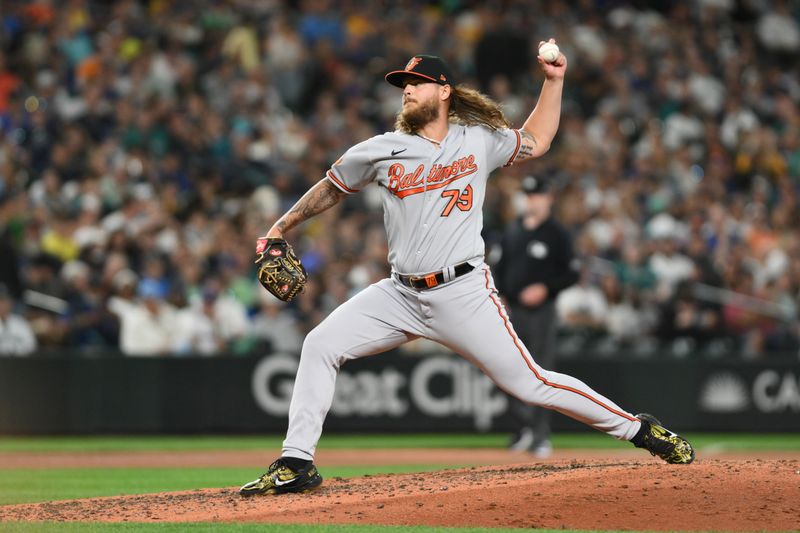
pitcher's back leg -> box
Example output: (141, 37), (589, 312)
(282, 279), (425, 460)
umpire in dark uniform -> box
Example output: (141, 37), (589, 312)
(494, 175), (579, 456)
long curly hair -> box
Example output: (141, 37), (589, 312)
(394, 85), (511, 134)
(448, 85), (510, 131)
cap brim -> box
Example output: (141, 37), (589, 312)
(385, 70), (441, 88)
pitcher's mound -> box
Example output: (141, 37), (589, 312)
(2, 459), (797, 530)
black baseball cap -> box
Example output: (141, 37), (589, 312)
(522, 176), (552, 194)
(385, 55), (456, 88)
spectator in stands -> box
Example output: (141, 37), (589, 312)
(108, 278), (176, 356)
(649, 237), (695, 301)
(0, 1), (797, 357)
(0, 283), (37, 356)
(21, 253), (69, 348)
(250, 296), (304, 355)
(0, 193), (24, 298)
(657, 279), (724, 357)
(60, 259), (118, 350)
(556, 266), (608, 334)
(171, 287), (223, 356)
(601, 274), (650, 347)
(615, 243), (657, 293)
(200, 277), (250, 354)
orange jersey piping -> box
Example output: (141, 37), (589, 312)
(326, 170), (358, 194)
(503, 129), (522, 167)
(482, 267), (639, 423)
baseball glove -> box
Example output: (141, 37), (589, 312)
(255, 237), (307, 302)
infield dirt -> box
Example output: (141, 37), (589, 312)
(1, 450), (798, 530)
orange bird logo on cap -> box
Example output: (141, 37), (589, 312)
(405, 57), (422, 71)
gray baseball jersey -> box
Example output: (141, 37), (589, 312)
(326, 124), (521, 274)
(281, 124), (641, 461)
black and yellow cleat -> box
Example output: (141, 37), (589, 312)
(239, 458), (323, 496)
(634, 413), (695, 465)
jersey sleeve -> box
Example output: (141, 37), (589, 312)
(483, 127), (522, 170)
(325, 138), (378, 194)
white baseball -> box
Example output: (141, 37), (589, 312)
(538, 42), (560, 63)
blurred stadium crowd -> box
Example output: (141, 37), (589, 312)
(0, 0), (798, 358)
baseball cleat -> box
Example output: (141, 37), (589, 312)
(239, 458), (323, 496)
(634, 413), (695, 464)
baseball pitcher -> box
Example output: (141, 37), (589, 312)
(242, 40), (694, 496)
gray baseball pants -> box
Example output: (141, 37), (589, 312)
(282, 264), (641, 460)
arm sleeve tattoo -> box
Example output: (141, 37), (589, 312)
(274, 179), (346, 234)
(515, 130), (538, 161)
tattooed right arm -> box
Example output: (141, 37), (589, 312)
(266, 179), (347, 238)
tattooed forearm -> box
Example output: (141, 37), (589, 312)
(289, 180), (344, 219)
(515, 130), (538, 161)
(269, 179), (346, 237)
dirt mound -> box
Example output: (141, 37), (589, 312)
(2, 459), (797, 530)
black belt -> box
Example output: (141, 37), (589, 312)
(396, 262), (474, 290)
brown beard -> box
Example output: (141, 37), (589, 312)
(395, 98), (440, 134)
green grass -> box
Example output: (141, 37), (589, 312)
(1, 433), (797, 532)
(0, 434), (502, 453)
(0, 467), (250, 505)
(1, 432), (798, 453)
(0, 464), (471, 506)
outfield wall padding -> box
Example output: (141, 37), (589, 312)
(0, 352), (798, 433)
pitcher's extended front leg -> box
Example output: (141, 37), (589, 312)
(282, 280), (425, 460)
